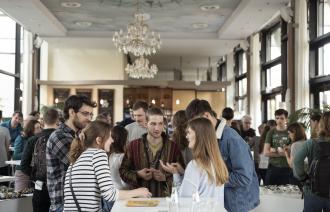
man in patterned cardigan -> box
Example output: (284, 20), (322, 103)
(120, 107), (184, 197)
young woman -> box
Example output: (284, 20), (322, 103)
(64, 121), (151, 212)
(171, 110), (192, 165)
(161, 117), (228, 205)
(108, 125), (129, 190)
(284, 122), (306, 168)
(13, 119), (41, 191)
(293, 112), (330, 212)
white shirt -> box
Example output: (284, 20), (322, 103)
(174, 160), (225, 206)
(109, 153), (129, 190)
(125, 122), (147, 142)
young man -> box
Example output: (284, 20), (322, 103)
(263, 109), (291, 185)
(125, 101), (148, 142)
(46, 95), (96, 212)
(1, 111), (23, 147)
(21, 108), (59, 212)
(120, 107), (184, 197)
(185, 99), (259, 212)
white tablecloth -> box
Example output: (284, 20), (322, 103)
(112, 195), (304, 212)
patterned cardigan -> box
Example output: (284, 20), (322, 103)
(119, 133), (185, 197)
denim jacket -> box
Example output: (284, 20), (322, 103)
(217, 121), (260, 212)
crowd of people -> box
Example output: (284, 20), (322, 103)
(0, 94), (329, 212)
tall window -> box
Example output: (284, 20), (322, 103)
(260, 21), (287, 122)
(234, 48), (248, 114)
(217, 57), (227, 82)
(0, 12), (22, 117)
(309, 0), (330, 109)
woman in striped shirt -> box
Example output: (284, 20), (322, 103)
(64, 121), (151, 212)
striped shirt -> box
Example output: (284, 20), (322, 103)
(64, 148), (119, 212)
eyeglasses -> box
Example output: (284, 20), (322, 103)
(78, 110), (93, 118)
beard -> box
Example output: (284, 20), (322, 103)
(73, 115), (88, 130)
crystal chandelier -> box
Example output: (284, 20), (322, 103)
(112, 2), (161, 57)
(125, 56), (158, 79)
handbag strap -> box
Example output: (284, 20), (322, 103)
(69, 165), (82, 212)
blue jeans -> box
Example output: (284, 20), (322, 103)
(304, 194), (330, 212)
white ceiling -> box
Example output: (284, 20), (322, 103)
(0, 0), (289, 73)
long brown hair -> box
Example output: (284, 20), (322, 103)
(24, 120), (40, 138)
(172, 110), (188, 150)
(259, 125), (270, 154)
(187, 118), (228, 186)
(287, 122), (306, 142)
(69, 120), (111, 163)
(319, 111), (330, 138)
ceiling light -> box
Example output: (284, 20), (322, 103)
(75, 21), (92, 27)
(125, 56), (158, 79)
(113, 0), (161, 57)
(192, 23), (208, 29)
(135, 13), (151, 21)
(61, 2), (82, 8)
(200, 5), (220, 11)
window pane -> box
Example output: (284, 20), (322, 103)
(239, 78), (247, 96)
(267, 27), (281, 61)
(0, 39), (15, 53)
(267, 94), (282, 119)
(0, 74), (15, 117)
(318, 43), (330, 76)
(318, 0), (330, 36)
(0, 54), (15, 73)
(319, 90), (330, 109)
(0, 16), (16, 39)
(267, 99), (275, 120)
(241, 52), (247, 74)
(266, 64), (282, 90)
(238, 98), (247, 113)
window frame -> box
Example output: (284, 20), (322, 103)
(234, 47), (248, 113)
(308, 0), (330, 108)
(260, 20), (288, 122)
(0, 21), (22, 113)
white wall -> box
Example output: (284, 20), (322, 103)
(40, 37), (126, 122)
(249, 33), (262, 130)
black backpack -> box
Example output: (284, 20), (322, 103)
(31, 133), (51, 181)
(307, 140), (330, 198)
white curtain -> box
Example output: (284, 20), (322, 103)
(294, 0), (310, 109)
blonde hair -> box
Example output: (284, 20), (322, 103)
(187, 117), (228, 186)
(69, 120), (111, 163)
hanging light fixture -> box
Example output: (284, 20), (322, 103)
(112, 0), (161, 57)
(125, 55), (158, 79)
